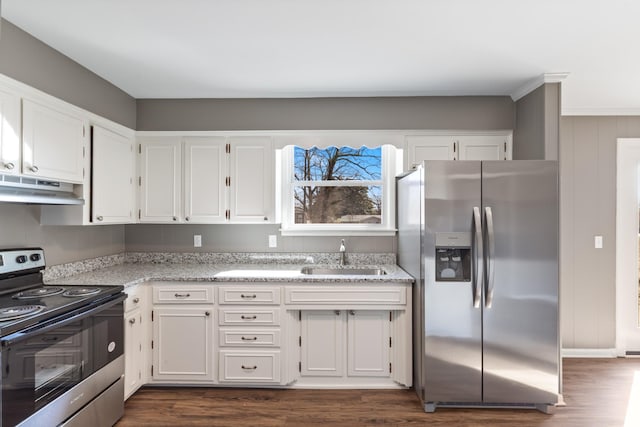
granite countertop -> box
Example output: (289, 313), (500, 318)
(48, 262), (414, 288)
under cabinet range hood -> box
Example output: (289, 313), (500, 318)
(0, 173), (84, 205)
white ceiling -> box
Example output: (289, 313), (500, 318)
(3, 0), (640, 114)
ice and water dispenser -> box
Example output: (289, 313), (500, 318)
(435, 232), (471, 282)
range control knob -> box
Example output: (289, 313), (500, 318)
(16, 255), (28, 264)
(30, 254), (41, 262)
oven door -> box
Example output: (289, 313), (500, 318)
(1, 293), (125, 427)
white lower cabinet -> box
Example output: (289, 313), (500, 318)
(124, 285), (147, 400)
(135, 281), (411, 390)
(152, 306), (214, 382)
(124, 307), (144, 399)
(299, 310), (391, 380)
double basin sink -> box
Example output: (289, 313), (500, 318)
(300, 266), (386, 276)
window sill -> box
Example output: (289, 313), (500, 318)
(280, 228), (397, 237)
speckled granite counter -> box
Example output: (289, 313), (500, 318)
(45, 253), (414, 287)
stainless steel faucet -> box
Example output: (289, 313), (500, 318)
(339, 239), (346, 266)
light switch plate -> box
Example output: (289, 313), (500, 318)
(194, 235), (202, 247)
(594, 235), (603, 249)
(268, 235), (277, 248)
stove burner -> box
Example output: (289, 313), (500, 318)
(62, 288), (101, 297)
(12, 287), (64, 300)
(0, 305), (45, 321)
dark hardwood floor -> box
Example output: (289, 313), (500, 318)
(117, 358), (640, 426)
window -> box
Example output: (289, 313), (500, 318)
(281, 145), (397, 235)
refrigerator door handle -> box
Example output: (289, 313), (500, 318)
(472, 206), (483, 308)
(485, 206), (496, 308)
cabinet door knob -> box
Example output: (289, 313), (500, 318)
(172, 216), (177, 221)
(205, 311), (210, 316)
(349, 310), (356, 316)
(185, 216), (190, 221)
(263, 216), (268, 221)
(129, 318), (136, 325)
(96, 216), (104, 221)
(334, 310), (341, 316)
(4, 162), (14, 170)
(30, 165), (39, 173)
(133, 297), (140, 303)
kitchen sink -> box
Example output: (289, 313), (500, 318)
(300, 267), (387, 276)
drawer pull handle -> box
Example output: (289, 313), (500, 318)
(241, 336), (258, 341)
(241, 294), (257, 299)
(133, 297), (140, 303)
(241, 315), (257, 320)
(175, 293), (191, 298)
(241, 365), (257, 370)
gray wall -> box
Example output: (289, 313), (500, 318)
(0, 19), (136, 128)
(560, 116), (640, 348)
(125, 224), (396, 254)
(136, 96), (515, 131)
(513, 83), (560, 160)
(0, 203), (124, 265)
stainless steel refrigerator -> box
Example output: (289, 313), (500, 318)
(397, 160), (560, 414)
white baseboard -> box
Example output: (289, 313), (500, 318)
(561, 348), (618, 358)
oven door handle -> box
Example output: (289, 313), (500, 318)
(1, 293), (126, 347)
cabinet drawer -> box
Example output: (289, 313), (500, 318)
(218, 350), (281, 383)
(125, 286), (144, 312)
(218, 308), (280, 326)
(219, 328), (281, 347)
(218, 287), (281, 305)
(153, 286), (214, 304)
(285, 287), (406, 305)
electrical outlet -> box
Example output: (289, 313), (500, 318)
(194, 235), (202, 248)
(594, 235), (603, 249)
(268, 235), (277, 248)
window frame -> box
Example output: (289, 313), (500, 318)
(280, 145), (398, 236)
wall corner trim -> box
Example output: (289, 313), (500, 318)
(511, 72), (570, 102)
(561, 348), (618, 358)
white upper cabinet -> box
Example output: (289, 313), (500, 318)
(228, 136), (274, 223)
(405, 133), (511, 170)
(457, 135), (508, 160)
(406, 136), (456, 169)
(91, 126), (135, 224)
(138, 136), (275, 224)
(0, 88), (20, 175)
(184, 137), (227, 223)
(22, 99), (86, 183)
(139, 138), (182, 222)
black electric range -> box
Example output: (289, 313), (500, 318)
(0, 247), (123, 338)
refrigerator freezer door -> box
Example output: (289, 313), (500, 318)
(423, 161), (482, 403)
(481, 161), (559, 405)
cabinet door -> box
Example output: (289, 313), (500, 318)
(124, 308), (144, 399)
(347, 310), (390, 377)
(183, 137), (227, 223)
(300, 310), (344, 377)
(406, 135), (456, 170)
(152, 306), (214, 382)
(91, 126), (134, 223)
(458, 135), (508, 160)
(22, 99), (85, 183)
(0, 88), (20, 175)
(139, 138), (181, 222)
(228, 136), (274, 223)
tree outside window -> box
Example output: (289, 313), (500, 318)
(293, 146), (382, 224)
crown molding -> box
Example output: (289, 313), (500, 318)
(510, 72), (570, 101)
